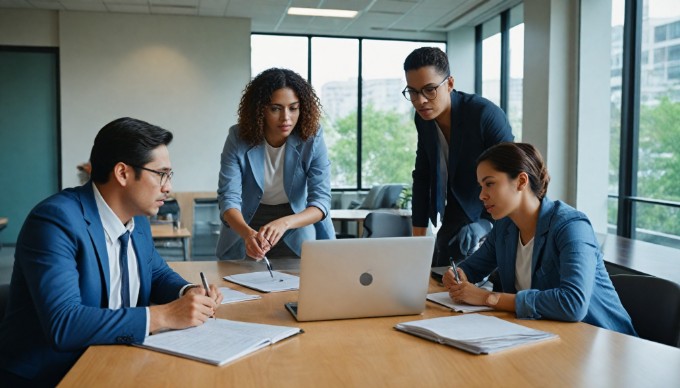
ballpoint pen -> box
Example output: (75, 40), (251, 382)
(199, 272), (215, 319)
(262, 256), (274, 279)
(449, 257), (461, 284)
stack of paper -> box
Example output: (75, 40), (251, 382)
(218, 287), (261, 304)
(396, 314), (558, 354)
(138, 319), (302, 366)
(426, 292), (493, 313)
(224, 271), (299, 293)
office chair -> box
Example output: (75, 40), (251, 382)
(610, 274), (680, 347)
(362, 212), (412, 238)
(348, 184), (405, 210)
(0, 283), (9, 320)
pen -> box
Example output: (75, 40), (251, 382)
(200, 271), (210, 296)
(449, 257), (461, 284)
(263, 256), (274, 278)
(199, 272), (215, 320)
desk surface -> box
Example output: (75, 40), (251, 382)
(330, 208), (411, 221)
(59, 260), (680, 387)
(150, 224), (191, 239)
(602, 233), (680, 285)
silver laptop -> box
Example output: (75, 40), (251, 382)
(285, 236), (435, 321)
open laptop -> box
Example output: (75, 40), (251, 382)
(285, 236), (435, 321)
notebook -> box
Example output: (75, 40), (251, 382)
(285, 236), (435, 321)
(223, 271), (299, 293)
(426, 291), (494, 313)
(137, 319), (301, 366)
(395, 314), (558, 354)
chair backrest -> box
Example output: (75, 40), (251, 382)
(362, 212), (412, 238)
(610, 274), (680, 347)
(155, 198), (181, 223)
(358, 185), (387, 209)
(379, 184), (405, 208)
(0, 283), (9, 320)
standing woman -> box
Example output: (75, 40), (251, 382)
(443, 143), (636, 335)
(216, 68), (335, 260)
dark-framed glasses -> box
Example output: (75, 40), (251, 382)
(130, 165), (174, 186)
(401, 75), (450, 101)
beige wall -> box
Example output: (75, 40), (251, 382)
(0, 9), (58, 47)
(59, 11), (250, 191)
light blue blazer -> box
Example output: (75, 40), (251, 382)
(459, 197), (637, 335)
(0, 183), (188, 385)
(216, 125), (335, 259)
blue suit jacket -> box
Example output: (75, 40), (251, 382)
(0, 183), (188, 385)
(460, 197), (637, 335)
(216, 125), (335, 259)
(411, 90), (513, 227)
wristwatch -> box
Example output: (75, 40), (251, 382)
(485, 292), (500, 307)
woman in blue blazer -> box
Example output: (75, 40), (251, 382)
(216, 68), (335, 260)
(443, 142), (636, 335)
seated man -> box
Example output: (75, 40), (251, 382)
(0, 117), (223, 386)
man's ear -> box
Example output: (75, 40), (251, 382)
(112, 162), (131, 187)
(449, 76), (455, 92)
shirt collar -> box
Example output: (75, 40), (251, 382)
(92, 183), (135, 243)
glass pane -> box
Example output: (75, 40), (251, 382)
(251, 35), (308, 78)
(609, 0), (625, 228)
(360, 40), (445, 188)
(311, 37), (359, 188)
(482, 17), (501, 107)
(508, 4), (524, 141)
(638, 0), (680, 205)
(635, 202), (680, 249)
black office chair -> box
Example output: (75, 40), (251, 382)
(610, 274), (680, 347)
(362, 212), (412, 238)
(0, 283), (9, 320)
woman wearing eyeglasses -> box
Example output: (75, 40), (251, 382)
(216, 68), (335, 260)
(403, 47), (514, 267)
(443, 143), (636, 335)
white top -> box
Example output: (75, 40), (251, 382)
(515, 234), (534, 291)
(93, 184), (150, 336)
(261, 142), (290, 205)
(435, 121), (449, 221)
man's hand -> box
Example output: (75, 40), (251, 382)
(451, 219), (493, 257)
(149, 290), (220, 333)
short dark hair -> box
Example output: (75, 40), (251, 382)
(403, 47), (450, 75)
(477, 142), (551, 200)
(89, 117), (173, 183)
(237, 68), (322, 146)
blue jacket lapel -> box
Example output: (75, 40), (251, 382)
(531, 197), (554, 281)
(131, 220), (150, 306)
(78, 182), (111, 300)
(246, 144), (265, 192)
(284, 134), (303, 197)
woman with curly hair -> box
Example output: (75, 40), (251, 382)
(216, 68), (335, 260)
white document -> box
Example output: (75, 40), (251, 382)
(223, 271), (299, 293)
(219, 287), (262, 304)
(426, 292), (493, 313)
(137, 319), (301, 366)
(396, 314), (558, 354)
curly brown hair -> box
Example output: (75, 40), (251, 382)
(237, 68), (322, 146)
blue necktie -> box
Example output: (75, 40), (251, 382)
(118, 231), (131, 308)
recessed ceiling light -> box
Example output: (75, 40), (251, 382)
(288, 7), (358, 18)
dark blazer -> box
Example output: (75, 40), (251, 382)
(460, 197), (637, 335)
(0, 183), (188, 385)
(411, 90), (513, 227)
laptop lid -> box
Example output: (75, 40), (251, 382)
(290, 236), (435, 321)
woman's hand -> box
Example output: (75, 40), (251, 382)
(444, 268), (491, 306)
(245, 232), (270, 259)
(257, 218), (290, 248)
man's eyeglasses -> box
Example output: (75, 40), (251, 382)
(401, 76), (450, 101)
(130, 165), (174, 186)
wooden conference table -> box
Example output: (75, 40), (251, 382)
(60, 260), (680, 387)
(150, 223), (192, 261)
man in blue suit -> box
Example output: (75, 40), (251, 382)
(0, 117), (223, 386)
(403, 47), (514, 266)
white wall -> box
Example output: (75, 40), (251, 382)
(0, 9), (58, 47)
(447, 27), (476, 93)
(59, 12), (250, 191)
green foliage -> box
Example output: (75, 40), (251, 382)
(326, 104), (417, 188)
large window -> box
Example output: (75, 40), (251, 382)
(251, 34), (446, 190)
(475, 4), (524, 140)
(610, 0), (680, 249)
